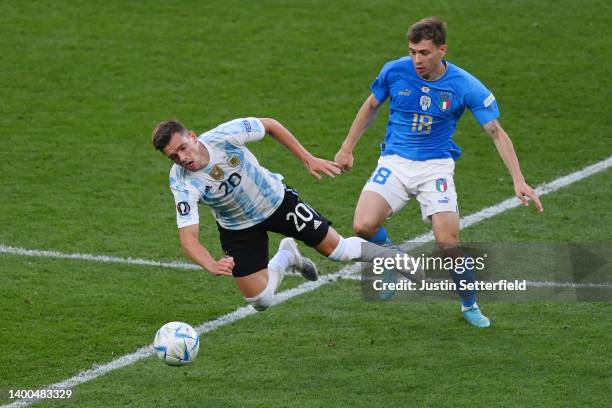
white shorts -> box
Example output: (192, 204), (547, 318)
(362, 155), (458, 222)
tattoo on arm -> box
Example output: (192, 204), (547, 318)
(483, 120), (501, 138)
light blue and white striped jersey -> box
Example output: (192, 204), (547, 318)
(169, 118), (285, 230)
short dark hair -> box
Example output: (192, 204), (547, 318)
(407, 17), (447, 46)
(152, 120), (187, 151)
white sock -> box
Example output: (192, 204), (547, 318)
(268, 249), (293, 291)
(461, 302), (479, 312)
(329, 236), (408, 262)
(329, 236), (366, 261)
(269, 249), (294, 272)
(244, 249), (293, 311)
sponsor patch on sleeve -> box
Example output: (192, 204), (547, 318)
(242, 119), (252, 132)
(177, 202), (191, 216)
(483, 93), (496, 108)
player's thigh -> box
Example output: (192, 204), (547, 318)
(235, 269), (269, 298)
(358, 158), (410, 229)
(354, 191), (393, 229)
(267, 186), (332, 248)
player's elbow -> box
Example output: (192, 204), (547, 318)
(483, 120), (503, 140)
(178, 229), (199, 256)
(259, 118), (281, 134)
(366, 95), (381, 112)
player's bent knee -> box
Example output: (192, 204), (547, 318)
(245, 285), (275, 312)
(353, 220), (379, 239)
(436, 234), (459, 250)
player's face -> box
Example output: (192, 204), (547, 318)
(409, 40), (447, 80)
(163, 131), (208, 171)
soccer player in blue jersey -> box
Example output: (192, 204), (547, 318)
(152, 117), (413, 312)
(334, 17), (543, 328)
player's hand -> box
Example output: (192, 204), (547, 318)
(209, 256), (234, 276)
(334, 148), (354, 171)
(303, 155), (342, 180)
(514, 180), (543, 212)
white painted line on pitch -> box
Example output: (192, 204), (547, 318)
(0, 245), (203, 270)
(525, 280), (612, 288)
(0, 245), (306, 278)
(458, 155), (612, 232)
(0, 265), (360, 408)
(3, 155), (611, 408)
(349, 274), (612, 288)
(3, 156), (610, 269)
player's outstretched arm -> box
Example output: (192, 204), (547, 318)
(260, 118), (341, 180)
(178, 224), (234, 276)
(334, 94), (382, 171)
(483, 120), (544, 212)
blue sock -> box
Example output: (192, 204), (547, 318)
(370, 226), (392, 245)
(448, 256), (477, 308)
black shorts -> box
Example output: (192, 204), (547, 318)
(217, 186), (332, 277)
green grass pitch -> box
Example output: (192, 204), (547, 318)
(0, 0), (610, 407)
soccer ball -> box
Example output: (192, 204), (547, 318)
(153, 321), (200, 366)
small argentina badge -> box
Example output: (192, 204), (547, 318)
(439, 92), (452, 110)
(227, 155), (241, 168)
(210, 165), (225, 180)
(436, 178), (448, 192)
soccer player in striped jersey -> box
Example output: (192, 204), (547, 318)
(152, 117), (411, 312)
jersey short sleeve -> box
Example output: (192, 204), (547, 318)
(219, 117), (266, 147)
(370, 62), (392, 104)
(462, 75), (500, 126)
(170, 175), (200, 228)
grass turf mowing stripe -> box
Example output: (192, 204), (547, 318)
(2, 155), (611, 408)
(1, 156), (610, 268)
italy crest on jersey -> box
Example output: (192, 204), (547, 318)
(420, 95), (431, 111)
(439, 92), (452, 110)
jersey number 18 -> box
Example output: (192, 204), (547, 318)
(412, 113), (433, 134)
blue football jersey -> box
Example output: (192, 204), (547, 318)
(169, 118), (285, 230)
(370, 57), (499, 161)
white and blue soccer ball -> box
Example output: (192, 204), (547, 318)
(153, 321), (200, 366)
